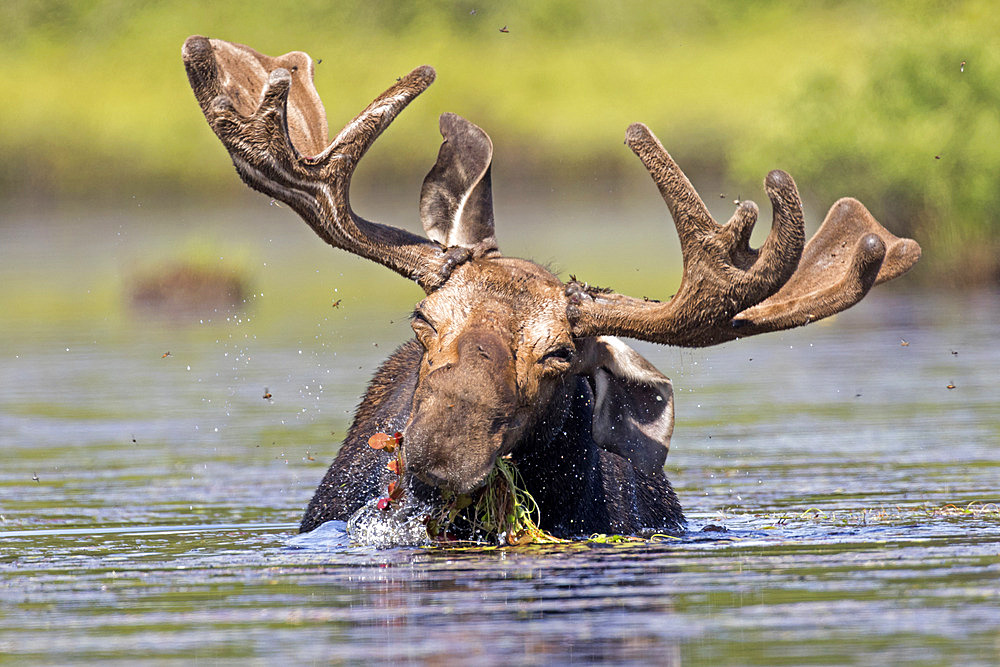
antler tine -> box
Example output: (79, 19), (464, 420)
(570, 125), (918, 347)
(742, 170), (807, 303)
(625, 123), (716, 249)
(324, 69), (435, 164)
(625, 124), (805, 309)
(183, 36), (460, 291)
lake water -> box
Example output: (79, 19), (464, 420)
(1, 205), (998, 664)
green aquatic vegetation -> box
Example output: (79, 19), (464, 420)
(367, 432), (564, 545)
(427, 456), (568, 546)
(587, 533), (681, 544)
(938, 502), (1000, 515)
(747, 502), (1000, 531)
(367, 432), (687, 547)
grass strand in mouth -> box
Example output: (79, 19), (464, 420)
(428, 456), (568, 546)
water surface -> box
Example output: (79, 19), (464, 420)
(1, 206), (997, 664)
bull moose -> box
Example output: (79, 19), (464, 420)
(182, 36), (920, 543)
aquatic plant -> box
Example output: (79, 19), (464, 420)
(429, 456), (568, 546)
(367, 432), (565, 545)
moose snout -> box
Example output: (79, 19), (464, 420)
(404, 404), (511, 493)
(404, 330), (518, 493)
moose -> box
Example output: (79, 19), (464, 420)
(182, 36), (920, 542)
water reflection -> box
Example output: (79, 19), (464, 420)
(3, 520), (997, 664)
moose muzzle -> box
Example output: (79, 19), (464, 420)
(404, 330), (520, 494)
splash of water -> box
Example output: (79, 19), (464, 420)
(346, 496), (435, 548)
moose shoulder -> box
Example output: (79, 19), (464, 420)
(182, 37), (921, 542)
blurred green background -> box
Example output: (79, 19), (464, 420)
(2, 0), (998, 284)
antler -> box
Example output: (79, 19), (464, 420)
(570, 123), (921, 347)
(182, 36), (466, 291)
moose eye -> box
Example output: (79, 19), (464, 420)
(411, 311), (437, 337)
(541, 346), (575, 366)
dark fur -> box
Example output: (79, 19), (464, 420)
(299, 339), (684, 537)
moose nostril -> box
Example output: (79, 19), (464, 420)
(477, 344), (490, 359)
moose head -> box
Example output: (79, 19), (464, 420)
(182, 37), (920, 537)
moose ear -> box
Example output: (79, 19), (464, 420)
(420, 113), (496, 249)
(577, 336), (674, 477)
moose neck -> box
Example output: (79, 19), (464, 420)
(512, 375), (608, 535)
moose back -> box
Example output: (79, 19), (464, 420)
(182, 36), (920, 542)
